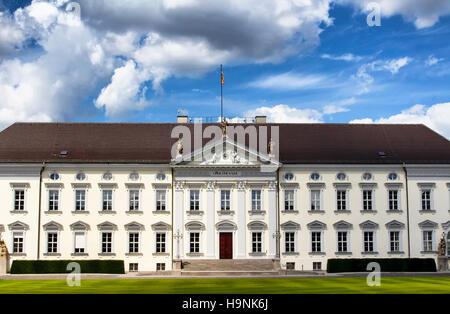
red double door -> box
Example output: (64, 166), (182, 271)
(219, 233), (233, 259)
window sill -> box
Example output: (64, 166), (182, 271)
(388, 251), (405, 255)
(282, 252), (299, 256)
(334, 210), (351, 214)
(360, 210), (377, 214)
(386, 210), (403, 213)
(249, 252), (266, 256)
(186, 253), (204, 257)
(308, 252), (326, 256)
(72, 211), (89, 214)
(419, 210), (436, 214)
(45, 211), (62, 214)
(281, 210), (299, 214)
(186, 211), (204, 215)
(99, 211), (117, 214)
(125, 253), (143, 257)
(10, 253), (27, 257)
(126, 211), (143, 214)
(420, 251), (437, 254)
(217, 210), (235, 215)
(361, 251), (379, 255)
(308, 210), (325, 214)
(43, 253), (61, 257)
(10, 210), (28, 214)
(335, 252), (352, 256)
(153, 210), (169, 214)
(71, 253), (88, 257)
(153, 253), (170, 256)
(98, 253), (116, 256)
(248, 211), (266, 216)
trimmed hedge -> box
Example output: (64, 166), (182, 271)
(10, 260), (125, 274)
(327, 258), (436, 273)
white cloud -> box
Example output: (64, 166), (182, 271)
(248, 72), (329, 90)
(350, 102), (450, 139)
(323, 97), (356, 114)
(242, 104), (323, 123)
(426, 55), (444, 66)
(0, 12), (25, 57)
(321, 53), (362, 62)
(338, 0), (450, 29)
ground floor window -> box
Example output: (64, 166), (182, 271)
(313, 262), (322, 271)
(285, 232), (295, 253)
(156, 263), (166, 271)
(363, 231), (374, 253)
(190, 232), (200, 253)
(252, 232), (262, 253)
(13, 232), (24, 253)
(389, 231), (400, 252)
(286, 262), (295, 270)
(129, 263), (138, 272)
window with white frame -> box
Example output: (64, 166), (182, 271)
(389, 231), (400, 252)
(422, 230), (434, 252)
(74, 232), (86, 253)
(47, 232), (58, 253)
(190, 190), (200, 211)
(447, 232), (450, 256)
(252, 232), (262, 253)
(156, 190), (166, 211)
(14, 190), (25, 211)
(101, 232), (112, 253)
(75, 190), (86, 211)
(388, 190), (399, 211)
(285, 232), (295, 253)
(13, 232), (24, 253)
(337, 231), (348, 253)
(156, 233), (166, 253)
(284, 190), (294, 211)
(102, 190), (113, 211)
(363, 190), (373, 211)
(310, 190), (321, 211)
(311, 232), (322, 252)
(221, 190), (231, 211)
(190, 232), (200, 253)
(129, 190), (140, 211)
(421, 189), (432, 211)
(48, 190), (59, 211)
(128, 232), (140, 253)
(336, 190), (347, 211)
(251, 190), (262, 211)
(363, 231), (375, 253)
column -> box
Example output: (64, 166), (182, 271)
(205, 181), (216, 258)
(174, 180), (185, 260)
(267, 180), (277, 258)
(237, 180), (247, 258)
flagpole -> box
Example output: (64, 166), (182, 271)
(220, 64), (223, 123)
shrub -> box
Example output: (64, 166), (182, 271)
(327, 258), (436, 273)
(10, 260), (125, 274)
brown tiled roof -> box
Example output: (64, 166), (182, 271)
(0, 122), (449, 164)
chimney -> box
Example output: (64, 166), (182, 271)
(255, 116), (267, 124)
(177, 115), (188, 124)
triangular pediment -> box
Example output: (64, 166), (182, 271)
(171, 136), (280, 171)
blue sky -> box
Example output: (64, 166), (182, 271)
(0, 0), (450, 138)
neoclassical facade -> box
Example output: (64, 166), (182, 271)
(0, 121), (449, 272)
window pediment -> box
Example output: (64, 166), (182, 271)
(70, 221), (90, 231)
(418, 220), (438, 229)
(185, 221), (205, 230)
(307, 220), (326, 230)
(216, 220), (237, 230)
(151, 222), (171, 231)
(281, 221), (300, 230)
(125, 222), (145, 231)
(333, 220), (353, 230)
(97, 221), (117, 231)
(8, 221), (29, 231)
(247, 221), (267, 230)
(385, 220), (405, 229)
(359, 220), (379, 230)
(43, 221), (63, 231)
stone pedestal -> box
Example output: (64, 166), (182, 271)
(173, 259), (182, 270)
(437, 256), (448, 272)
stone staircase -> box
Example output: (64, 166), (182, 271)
(181, 259), (279, 271)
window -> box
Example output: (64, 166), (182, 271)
(313, 262), (322, 271)
(388, 173), (398, 181)
(129, 190), (140, 211)
(156, 173), (166, 181)
(284, 173), (294, 181)
(74, 232), (86, 253)
(102, 172), (112, 181)
(421, 190), (432, 211)
(14, 190), (25, 211)
(423, 231), (433, 252)
(336, 190), (347, 211)
(129, 263), (138, 272)
(336, 173), (346, 181)
(102, 190), (113, 211)
(252, 232), (262, 253)
(190, 232), (200, 253)
(129, 172), (139, 181)
(284, 190), (294, 211)
(363, 190), (373, 211)
(221, 190), (231, 211)
(157, 263), (166, 271)
(48, 190), (59, 211)
(76, 172), (86, 181)
(310, 190), (321, 211)
(156, 191), (166, 211)
(363, 231), (374, 253)
(251, 190), (262, 211)
(311, 232), (322, 252)
(285, 232), (295, 253)
(13, 232), (24, 253)
(390, 231), (400, 252)
(286, 262), (295, 270)
(47, 232), (58, 253)
(49, 172), (59, 180)
(337, 231), (348, 253)
(75, 190), (86, 211)
(362, 172), (372, 180)
(447, 232), (450, 256)
(101, 232), (112, 253)
(156, 233), (166, 253)
(388, 190), (399, 211)
(190, 190), (200, 211)
(128, 232), (140, 253)
(310, 173), (320, 181)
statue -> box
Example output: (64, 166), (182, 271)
(438, 233), (447, 257)
(232, 151), (240, 164)
(176, 138), (183, 158)
(221, 118), (227, 137)
(0, 240), (7, 259)
(268, 138), (275, 157)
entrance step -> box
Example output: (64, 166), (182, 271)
(181, 259), (278, 271)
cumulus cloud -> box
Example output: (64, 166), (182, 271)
(0, 12), (25, 57)
(248, 72), (330, 91)
(350, 102), (450, 139)
(243, 105), (323, 123)
(338, 0), (450, 29)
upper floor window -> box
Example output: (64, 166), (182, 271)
(221, 190), (231, 211)
(310, 173), (320, 181)
(75, 190), (86, 211)
(336, 173), (347, 181)
(388, 173), (398, 181)
(284, 173), (294, 181)
(362, 172), (373, 180)
(310, 190), (321, 211)
(129, 172), (139, 181)
(102, 190), (113, 211)
(388, 190), (399, 211)
(102, 172), (113, 181)
(251, 190), (262, 211)
(156, 190), (166, 211)
(421, 190), (432, 211)
(363, 190), (373, 211)
(48, 190), (59, 211)
(284, 190), (294, 211)
(129, 190), (140, 211)
(14, 190), (25, 211)
(49, 172), (59, 180)
(76, 172), (86, 181)
(336, 190), (347, 211)
(190, 190), (200, 211)
(156, 173), (166, 181)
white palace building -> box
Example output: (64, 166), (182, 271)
(0, 116), (449, 272)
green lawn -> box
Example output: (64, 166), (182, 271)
(0, 277), (449, 294)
